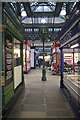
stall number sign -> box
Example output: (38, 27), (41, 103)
(5, 32), (13, 87)
(64, 54), (73, 64)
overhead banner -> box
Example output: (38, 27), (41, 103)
(5, 32), (13, 87)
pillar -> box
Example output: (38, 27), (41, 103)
(60, 48), (64, 88)
(55, 42), (57, 75)
(73, 48), (75, 74)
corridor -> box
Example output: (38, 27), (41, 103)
(8, 69), (75, 118)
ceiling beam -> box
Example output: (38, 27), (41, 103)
(23, 2), (31, 17)
(23, 23), (64, 28)
(55, 2), (63, 17)
(31, 12), (54, 17)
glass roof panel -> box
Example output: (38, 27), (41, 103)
(44, 6), (53, 12)
(10, 3), (16, 11)
(22, 17), (65, 24)
(54, 17), (65, 24)
(30, 2), (56, 12)
(70, 2), (76, 13)
(33, 6), (53, 12)
(22, 17), (32, 24)
(34, 6), (43, 12)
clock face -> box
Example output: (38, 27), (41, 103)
(39, 26), (48, 40)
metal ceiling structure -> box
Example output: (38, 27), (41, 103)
(22, 2), (64, 44)
(10, 2), (78, 53)
(22, 2), (77, 53)
(23, 2), (31, 17)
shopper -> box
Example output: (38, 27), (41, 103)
(39, 59), (41, 68)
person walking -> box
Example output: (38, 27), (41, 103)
(39, 59), (41, 68)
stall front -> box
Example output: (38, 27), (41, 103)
(51, 42), (60, 75)
(23, 40), (31, 73)
(2, 3), (24, 118)
(36, 48), (39, 67)
(59, 4), (80, 115)
(31, 46), (36, 69)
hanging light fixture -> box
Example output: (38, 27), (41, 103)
(21, 11), (27, 17)
(60, 9), (66, 16)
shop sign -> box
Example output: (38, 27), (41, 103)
(5, 32), (13, 87)
(61, 21), (80, 45)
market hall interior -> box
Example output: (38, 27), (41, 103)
(0, 1), (80, 119)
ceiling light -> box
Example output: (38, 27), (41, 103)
(71, 43), (79, 48)
(21, 11), (27, 17)
(41, 18), (46, 24)
(60, 9), (66, 16)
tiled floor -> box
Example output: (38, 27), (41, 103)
(8, 69), (76, 118)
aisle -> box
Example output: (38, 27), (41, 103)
(8, 69), (75, 118)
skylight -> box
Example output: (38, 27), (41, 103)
(22, 17), (65, 24)
(34, 6), (53, 12)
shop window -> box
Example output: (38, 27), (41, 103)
(23, 41), (31, 72)
(14, 43), (21, 67)
(14, 39), (22, 89)
(63, 45), (80, 101)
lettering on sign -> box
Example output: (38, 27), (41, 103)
(5, 32), (13, 87)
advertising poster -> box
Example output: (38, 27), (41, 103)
(5, 32), (13, 87)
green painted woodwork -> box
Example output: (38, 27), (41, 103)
(2, 2), (24, 111)
(4, 13), (23, 42)
(6, 20), (23, 42)
(16, 3), (21, 17)
(2, 11), (6, 110)
(3, 31), (14, 106)
(0, 3), (2, 114)
(12, 38), (14, 90)
(3, 3), (24, 33)
(66, 3), (70, 16)
(3, 3), (24, 42)
(4, 83), (14, 105)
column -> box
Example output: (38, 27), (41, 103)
(55, 42), (57, 75)
(60, 47), (64, 88)
(73, 48), (75, 74)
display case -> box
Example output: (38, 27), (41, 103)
(36, 48), (39, 67)
(31, 46), (36, 69)
(59, 3), (80, 111)
(23, 40), (31, 73)
(63, 74), (80, 102)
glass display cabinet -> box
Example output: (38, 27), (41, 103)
(59, 4), (80, 112)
